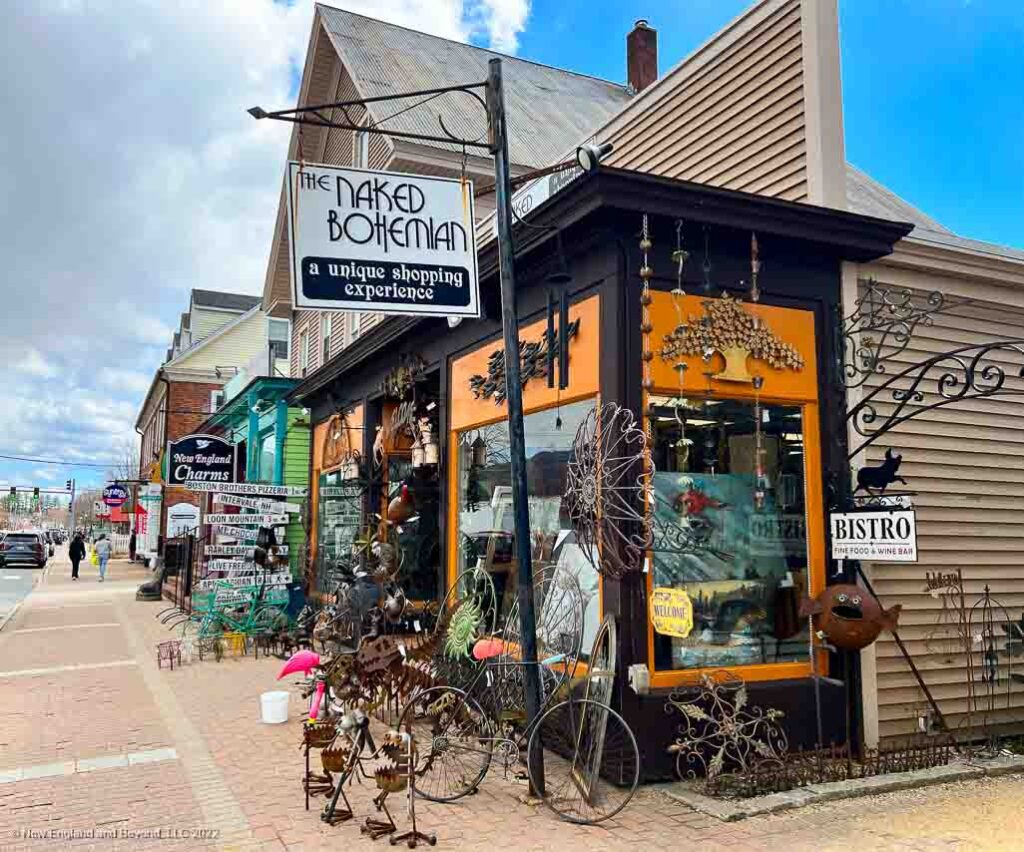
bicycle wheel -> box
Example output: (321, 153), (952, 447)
(251, 604), (288, 635)
(180, 612), (218, 642)
(397, 686), (493, 802)
(526, 698), (639, 825)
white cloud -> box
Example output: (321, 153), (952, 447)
(17, 349), (58, 379)
(99, 367), (153, 395)
(35, 468), (57, 481)
(472, 0), (531, 52)
(0, 0), (528, 487)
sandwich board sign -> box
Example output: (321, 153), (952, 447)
(830, 510), (918, 563)
(285, 161), (479, 318)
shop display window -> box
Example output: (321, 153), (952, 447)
(316, 469), (363, 596)
(648, 395), (810, 672)
(387, 456), (440, 602)
(455, 399), (600, 652)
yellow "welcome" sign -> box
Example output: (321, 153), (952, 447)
(651, 587), (694, 639)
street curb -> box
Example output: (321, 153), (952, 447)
(657, 754), (1024, 821)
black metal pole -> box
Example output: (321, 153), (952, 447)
(487, 57), (544, 792)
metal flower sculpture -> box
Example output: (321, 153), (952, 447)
(666, 672), (788, 793)
(565, 403), (653, 578)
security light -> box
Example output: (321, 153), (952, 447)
(248, 106), (268, 119)
(576, 141), (614, 173)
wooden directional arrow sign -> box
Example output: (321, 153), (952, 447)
(204, 544), (290, 557)
(205, 559), (252, 572)
(213, 525), (261, 541)
(195, 572), (292, 591)
(186, 482), (308, 497)
(204, 513), (289, 526)
(214, 493), (302, 514)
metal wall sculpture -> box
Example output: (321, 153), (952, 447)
(564, 402), (652, 578)
(467, 318), (580, 404)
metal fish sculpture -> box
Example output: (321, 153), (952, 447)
(799, 584), (901, 651)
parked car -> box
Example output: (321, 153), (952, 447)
(1, 531), (47, 568)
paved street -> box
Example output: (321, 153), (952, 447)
(0, 550), (1021, 851)
(0, 568), (35, 629)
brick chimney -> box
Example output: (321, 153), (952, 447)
(627, 19), (657, 93)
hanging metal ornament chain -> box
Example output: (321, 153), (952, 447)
(752, 375), (766, 511)
(671, 220), (690, 468)
(639, 215), (657, 510)
(750, 232), (761, 304)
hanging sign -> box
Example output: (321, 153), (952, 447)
(830, 510), (918, 563)
(285, 161), (479, 318)
(204, 544), (290, 557)
(102, 483), (130, 507)
(204, 513), (289, 526)
(185, 482), (308, 497)
(213, 493), (301, 514)
(166, 434), (236, 486)
(651, 587), (695, 639)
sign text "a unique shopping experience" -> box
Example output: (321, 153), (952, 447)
(286, 162), (479, 318)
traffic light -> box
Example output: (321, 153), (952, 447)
(66, 479), (72, 491)
(33, 487), (40, 502)
(8, 487), (14, 498)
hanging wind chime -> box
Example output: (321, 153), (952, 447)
(670, 220), (690, 471)
(545, 232), (572, 428)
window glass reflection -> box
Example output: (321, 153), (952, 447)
(649, 395), (810, 671)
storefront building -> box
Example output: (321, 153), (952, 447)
(289, 167), (909, 776)
(194, 374), (310, 579)
(263, 0), (1024, 752)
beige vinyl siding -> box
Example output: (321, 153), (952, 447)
(190, 307), (242, 342)
(603, 0), (807, 201)
(175, 309), (270, 374)
(853, 269), (1024, 741)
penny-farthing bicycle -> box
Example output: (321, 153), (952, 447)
(397, 564), (639, 824)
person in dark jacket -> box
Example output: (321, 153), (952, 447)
(69, 533), (86, 581)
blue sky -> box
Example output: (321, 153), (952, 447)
(0, 0), (1019, 495)
(514, 0), (1023, 248)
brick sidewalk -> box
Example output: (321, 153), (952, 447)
(2, 556), (1023, 851)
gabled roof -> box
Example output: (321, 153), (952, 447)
(316, 4), (632, 169)
(190, 288), (262, 313)
(847, 165), (1024, 263)
(166, 304), (263, 369)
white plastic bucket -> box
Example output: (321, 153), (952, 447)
(260, 690), (290, 724)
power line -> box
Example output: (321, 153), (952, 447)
(0, 453), (116, 469)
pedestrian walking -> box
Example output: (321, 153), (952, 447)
(128, 531), (137, 562)
(94, 534), (112, 582)
(69, 532), (86, 581)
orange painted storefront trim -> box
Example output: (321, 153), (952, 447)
(446, 295), (601, 602)
(646, 295), (828, 688)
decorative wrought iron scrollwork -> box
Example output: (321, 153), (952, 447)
(665, 672), (788, 794)
(846, 340), (1024, 458)
(837, 280), (968, 390)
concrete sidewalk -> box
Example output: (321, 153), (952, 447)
(1, 558), (1022, 851)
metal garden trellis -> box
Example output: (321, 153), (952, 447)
(248, 59), (614, 792)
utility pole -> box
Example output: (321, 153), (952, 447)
(487, 57), (544, 792)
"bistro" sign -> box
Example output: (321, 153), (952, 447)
(830, 509), (918, 563)
(166, 434), (236, 486)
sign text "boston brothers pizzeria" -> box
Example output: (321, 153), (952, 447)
(286, 162), (480, 318)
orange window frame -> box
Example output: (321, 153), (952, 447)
(645, 293), (827, 688)
(445, 295), (602, 609)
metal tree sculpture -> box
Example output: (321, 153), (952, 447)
(661, 293), (804, 383)
(666, 672), (788, 793)
(565, 403), (652, 578)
